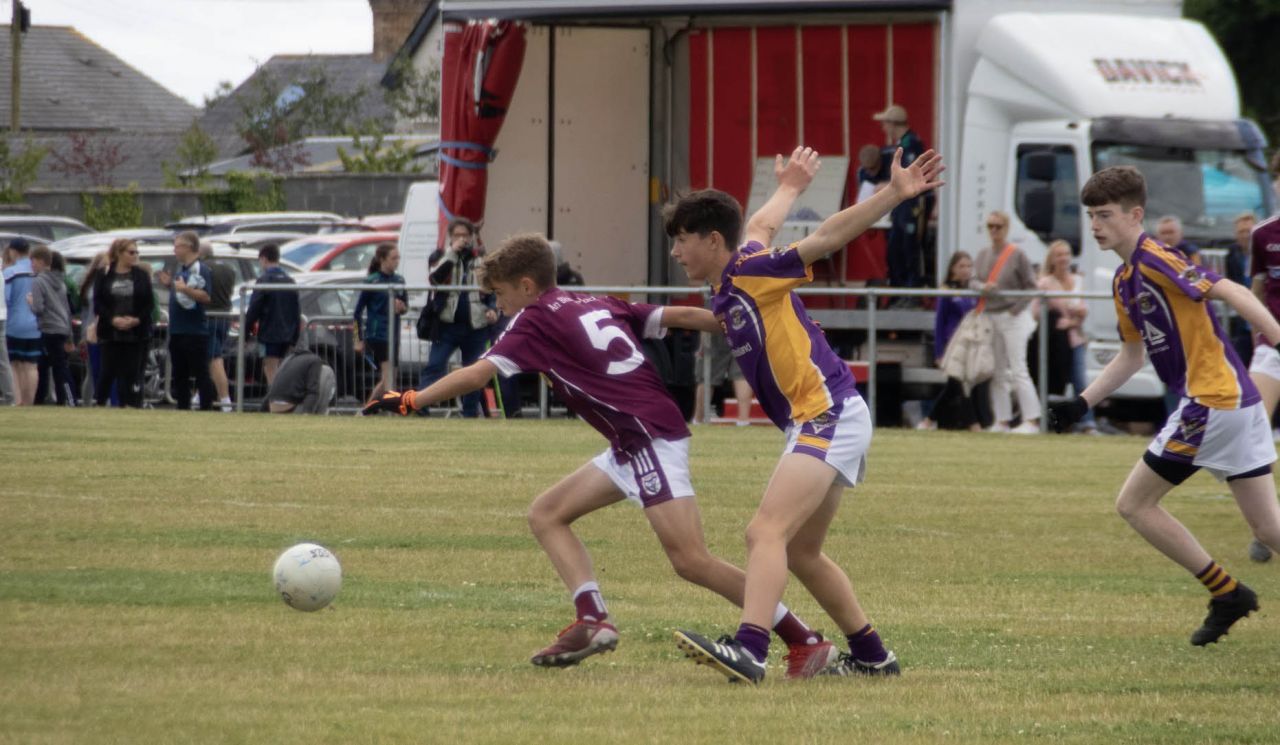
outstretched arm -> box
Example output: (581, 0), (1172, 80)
(363, 359), (498, 415)
(743, 146), (821, 247)
(794, 148), (945, 266)
(660, 305), (721, 333)
(1081, 340), (1145, 407)
(1211, 278), (1280, 346)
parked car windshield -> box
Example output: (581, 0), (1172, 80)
(282, 242), (335, 267)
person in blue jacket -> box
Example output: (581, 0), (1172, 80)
(353, 243), (407, 404)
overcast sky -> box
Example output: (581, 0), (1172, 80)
(31, 0), (374, 106)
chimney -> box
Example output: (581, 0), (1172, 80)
(368, 0), (425, 63)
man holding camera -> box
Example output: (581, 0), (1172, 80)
(420, 217), (498, 417)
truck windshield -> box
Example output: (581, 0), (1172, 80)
(1092, 144), (1269, 244)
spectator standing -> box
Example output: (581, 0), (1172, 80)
(1226, 212), (1257, 365)
(3, 238), (41, 405)
(26, 246), (76, 406)
(692, 331), (753, 426)
(159, 231), (215, 411)
(973, 211), (1041, 433)
(244, 244), (300, 385)
(916, 251), (986, 431)
(93, 239), (154, 408)
(78, 251), (116, 405)
(265, 349), (334, 414)
(855, 143), (888, 204)
(873, 104), (928, 297)
(199, 242), (236, 410)
(421, 218), (496, 417)
(1155, 215), (1200, 265)
(354, 243), (408, 404)
(0, 258), (12, 405)
(1037, 240), (1095, 433)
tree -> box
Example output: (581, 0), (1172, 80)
(48, 133), (127, 188)
(162, 121), (220, 188)
(236, 65), (373, 174)
(0, 137), (46, 203)
(384, 56), (440, 128)
(1185, 1), (1280, 152)
(202, 80), (235, 112)
(336, 126), (421, 174)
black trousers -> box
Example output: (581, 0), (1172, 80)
(169, 334), (215, 411)
(41, 334), (77, 406)
(99, 339), (147, 408)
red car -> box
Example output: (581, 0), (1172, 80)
(280, 232), (400, 272)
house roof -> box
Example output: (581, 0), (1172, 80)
(0, 25), (198, 132)
(204, 135), (438, 176)
(440, 0), (949, 19)
(201, 54), (396, 138)
(9, 131), (242, 189)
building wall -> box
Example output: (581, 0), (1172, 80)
(687, 22), (938, 211)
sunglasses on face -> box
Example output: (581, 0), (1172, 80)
(987, 224), (1007, 230)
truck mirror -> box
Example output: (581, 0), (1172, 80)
(1024, 151), (1057, 182)
(1023, 188), (1055, 234)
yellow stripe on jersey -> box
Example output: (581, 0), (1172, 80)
(796, 434), (832, 451)
(1113, 274), (1142, 343)
(1142, 240), (1215, 296)
(1165, 440), (1199, 457)
(733, 274), (835, 423)
(1137, 263), (1245, 409)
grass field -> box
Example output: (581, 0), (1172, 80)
(2, 408), (1279, 744)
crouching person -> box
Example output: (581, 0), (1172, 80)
(265, 349), (334, 414)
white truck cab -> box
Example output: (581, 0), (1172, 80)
(948, 9), (1274, 399)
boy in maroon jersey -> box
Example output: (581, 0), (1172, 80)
(363, 231), (837, 677)
(1246, 213), (1280, 562)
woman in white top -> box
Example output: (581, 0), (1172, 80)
(1037, 240), (1096, 433)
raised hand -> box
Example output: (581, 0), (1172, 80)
(775, 146), (821, 192)
(362, 389), (417, 416)
(889, 148), (946, 201)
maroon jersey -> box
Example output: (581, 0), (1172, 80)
(1252, 215), (1280, 323)
(483, 288), (690, 454)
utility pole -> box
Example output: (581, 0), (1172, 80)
(10, 0), (28, 134)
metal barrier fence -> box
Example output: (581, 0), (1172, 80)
(193, 282), (1118, 429)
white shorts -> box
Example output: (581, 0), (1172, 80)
(1250, 343), (1280, 382)
(1147, 399), (1276, 481)
(784, 395), (870, 487)
(591, 437), (694, 509)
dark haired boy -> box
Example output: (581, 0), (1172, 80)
(364, 232), (836, 677)
(245, 243), (300, 385)
(665, 145), (944, 683)
(1049, 165), (1280, 645)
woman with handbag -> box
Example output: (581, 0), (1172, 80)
(974, 211), (1041, 433)
(917, 252), (989, 431)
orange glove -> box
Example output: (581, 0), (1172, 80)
(362, 389), (417, 416)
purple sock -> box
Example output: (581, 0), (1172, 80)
(734, 623), (771, 663)
(846, 624), (887, 664)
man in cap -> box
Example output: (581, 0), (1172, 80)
(874, 104), (929, 299)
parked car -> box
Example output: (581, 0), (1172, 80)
(0, 232), (49, 249)
(352, 213), (402, 232)
(166, 212), (345, 236)
(206, 231), (308, 253)
(0, 215), (93, 242)
(279, 232), (399, 272)
(225, 270), (424, 404)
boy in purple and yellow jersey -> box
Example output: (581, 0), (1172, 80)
(1049, 166), (1280, 645)
(667, 146), (945, 684)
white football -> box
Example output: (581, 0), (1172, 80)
(272, 543), (342, 612)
